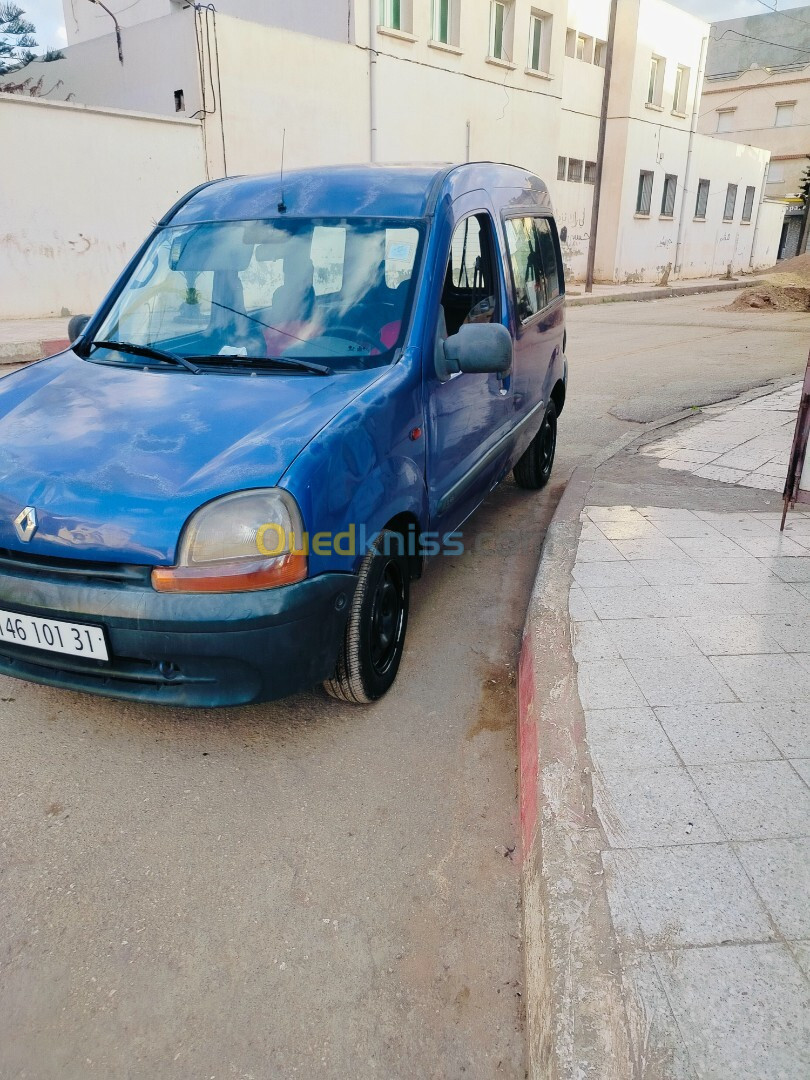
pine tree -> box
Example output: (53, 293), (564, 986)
(0, 3), (63, 76)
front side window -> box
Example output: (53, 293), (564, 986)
(636, 170), (654, 215)
(440, 214), (500, 337)
(661, 174), (677, 217)
(92, 217), (424, 372)
(695, 178), (710, 219)
(742, 185), (756, 223)
(724, 184), (738, 221)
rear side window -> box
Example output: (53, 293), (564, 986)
(504, 215), (562, 321)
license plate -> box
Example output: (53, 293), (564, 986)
(0, 608), (109, 661)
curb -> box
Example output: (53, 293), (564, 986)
(567, 277), (764, 307)
(0, 339), (70, 366)
(517, 374), (802, 1078)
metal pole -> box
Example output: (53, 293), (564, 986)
(674, 34), (708, 276)
(368, 0), (378, 163)
(585, 0), (618, 292)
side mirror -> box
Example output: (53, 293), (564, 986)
(436, 322), (513, 382)
(68, 314), (91, 343)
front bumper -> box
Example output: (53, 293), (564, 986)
(0, 565), (356, 707)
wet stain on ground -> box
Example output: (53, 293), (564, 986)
(466, 662), (517, 741)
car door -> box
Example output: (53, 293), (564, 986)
(503, 213), (565, 444)
(424, 201), (514, 536)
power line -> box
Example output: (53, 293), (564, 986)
(754, 1), (810, 24)
(711, 26), (810, 57)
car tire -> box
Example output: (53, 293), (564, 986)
(513, 400), (557, 490)
(324, 529), (410, 704)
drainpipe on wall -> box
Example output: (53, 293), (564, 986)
(584, 0), (618, 293)
(368, 0), (378, 163)
(674, 34), (708, 277)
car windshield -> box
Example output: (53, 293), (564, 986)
(90, 217), (425, 371)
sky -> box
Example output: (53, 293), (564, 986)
(12, 0), (808, 54)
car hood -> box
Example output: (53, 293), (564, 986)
(0, 353), (382, 565)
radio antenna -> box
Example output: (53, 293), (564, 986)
(278, 129), (287, 213)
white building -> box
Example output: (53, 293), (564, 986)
(0, 0), (783, 317)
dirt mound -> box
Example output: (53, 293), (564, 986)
(768, 251), (810, 278)
(727, 284), (810, 312)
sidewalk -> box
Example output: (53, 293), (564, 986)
(567, 275), (764, 307)
(519, 382), (810, 1078)
(0, 316), (71, 365)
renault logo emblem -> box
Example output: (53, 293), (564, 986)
(13, 506), (38, 543)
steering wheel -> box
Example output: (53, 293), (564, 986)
(327, 326), (385, 356)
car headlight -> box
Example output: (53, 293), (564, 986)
(151, 489), (307, 593)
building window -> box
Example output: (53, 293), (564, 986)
(723, 183), (738, 221)
(775, 102), (795, 127)
(568, 158), (583, 183)
(379, 0), (402, 30)
(636, 170), (654, 215)
(576, 34), (594, 63)
(584, 160), (597, 184)
(594, 40), (607, 67)
(695, 178), (709, 219)
(661, 174), (677, 217)
(741, 185), (756, 223)
(767, 161), (785, 185)
(557, 156), (567, 181)
(174, 89), (185, 112)
(673, 65), (689, 113)
(647, 55), (664, 105)
(565, 28), (576, 57)
(716, 108), (735, 133)
(528, 9), (552, 73)
(489, 1), (511, 61)
(432, 0), (447, 41)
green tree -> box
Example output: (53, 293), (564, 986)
(0, 3), (63, 75)
(800, 156), (810, 209)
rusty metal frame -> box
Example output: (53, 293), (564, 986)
(781, 349), (810, 530)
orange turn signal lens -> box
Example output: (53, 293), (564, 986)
(151, 551), (307, 594)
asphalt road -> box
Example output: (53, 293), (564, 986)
(1, 295), (807, 1080)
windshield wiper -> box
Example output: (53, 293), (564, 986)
(188, 354), (332, 376)
(88, 340), (201, 374)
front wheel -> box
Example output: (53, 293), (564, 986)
(513, 401), (557, 490)
(324, 530), (410, 704)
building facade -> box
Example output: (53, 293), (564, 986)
(1, 0), (782, 315)
(697, 4), (810, 259)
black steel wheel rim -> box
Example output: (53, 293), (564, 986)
(540, 413), (557, 474)
(369, 560), (405, 675)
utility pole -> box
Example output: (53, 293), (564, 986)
(585, 0), (618, 293)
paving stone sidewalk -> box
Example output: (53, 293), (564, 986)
(570, 487), (810, 1073)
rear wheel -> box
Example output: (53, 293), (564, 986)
(513, 401), (557, 490)
(324, 530), (410, 704)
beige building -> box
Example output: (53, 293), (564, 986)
(698, 4), (810, 258)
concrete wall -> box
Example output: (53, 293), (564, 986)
(0, 95), (206, 319)
(62, 0), (353, 46)
(3, 9), (202, 120)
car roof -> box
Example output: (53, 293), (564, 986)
(165, 162), (552, 225)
